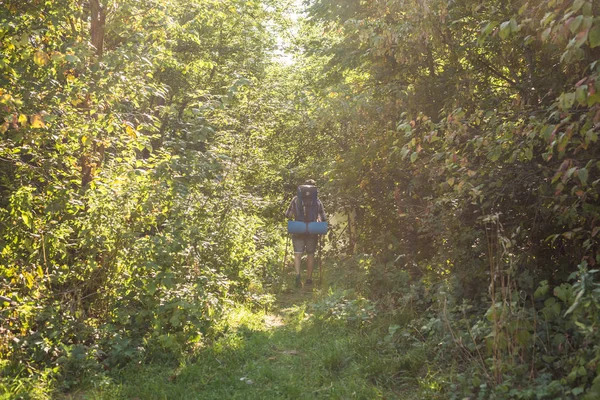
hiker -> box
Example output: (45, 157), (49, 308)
(285, 179), (327, 287)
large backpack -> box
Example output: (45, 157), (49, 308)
(295, 185), (318, 223)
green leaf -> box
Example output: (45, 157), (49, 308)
(488, 147), (501, 161)
(585, 129), (598, 143)
(499, 21), (511, 39)
(582, 16), (594, 31)
(147, 281), (156, 295)
(410, 152), (418, 163)
(587, 93), (600, 107)
(576, 85), (588, 104)
(65, 54), (80, 63)
(589, 26), (600, 48)
(542, 355), (556, 363)
(551, 171), (562, 184)
(571, 0), (585, 13)
(569, 16), (583, 34)
(480, 21), (496, 36)
(572, 387), (585, 396)
(541, 12), (556, 27)
(540, 125), (555, 140)
(541, 27), (552, 42)
(170, 312), (181, 327)
(577, 168), (588, 185)
(574, 29), (589, 48)
(21, 212), (33, 229)
(516, 330), (531, 346)
(400, 147), (410, 159)
(534, 281), (549, 298)
(568, 368), (578, 383)
(554, 285), (568, 301)
(560, 92), (576, 110)
(565, 288), (584, 315)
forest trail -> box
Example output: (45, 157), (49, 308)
(5, 1), (600, 398)
(81, 277), (411, 400)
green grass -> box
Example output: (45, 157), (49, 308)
(50, 268), (437, 400)
(64, 286), (410, 399)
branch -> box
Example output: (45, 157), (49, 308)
(475, 56), (518, 88)
(0, 295), (17, 306)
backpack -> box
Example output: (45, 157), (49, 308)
(295, 185), (318, 223)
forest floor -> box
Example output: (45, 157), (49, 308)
(68, 272), (420, 400)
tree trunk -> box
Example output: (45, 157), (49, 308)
(90, 0), (105, 57)
(81, 0), (106, 188)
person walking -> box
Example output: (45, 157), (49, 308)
(285, 179), (327, 287)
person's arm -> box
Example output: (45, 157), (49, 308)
(318, 200), (327, 222)
(285, 197), (296, 220)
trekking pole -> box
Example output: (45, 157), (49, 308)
(318, 235), (323, 286)
(282, 234), (289, 277)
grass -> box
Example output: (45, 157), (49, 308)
(53, 268), (436, 400)
(83, 305), (378, 397)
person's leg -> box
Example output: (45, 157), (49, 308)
(291, 235), (306, 287)
(305, 235), (318, 283)
(294, 253), (302, 275)
(294, 253), (303, 287)
(306, 254), (314, 280)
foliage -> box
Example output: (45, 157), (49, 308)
(311, 288), (377, 327)
(3, 0), (600, 397)
(287, 0), (600, 397)
(0, 0), (287, 396)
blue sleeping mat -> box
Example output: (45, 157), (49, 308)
(287, 221), (328, 235)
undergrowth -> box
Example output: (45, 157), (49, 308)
(5, 254), (600, 399)
(25, 264), (434, 399)
(328, 253), (600, 399)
